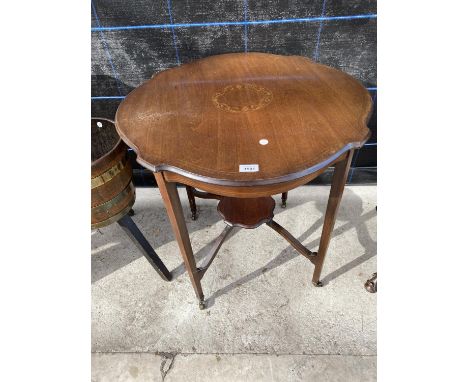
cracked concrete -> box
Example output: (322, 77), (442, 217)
(159, 353), (176, 381)
(92, 185), (376, 381)
(92, 353), (376, 382)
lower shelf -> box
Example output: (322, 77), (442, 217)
(217, 196), (275, 229)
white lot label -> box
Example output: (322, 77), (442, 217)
(239, 164), (259, 172)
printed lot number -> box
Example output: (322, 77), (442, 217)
(239, 164), (259, 172)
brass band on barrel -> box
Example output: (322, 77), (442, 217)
(91, 194), (135, 229)
(91, 181), (135, 214)
(91, 155), (127, 189)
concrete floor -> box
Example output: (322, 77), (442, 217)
(92, 185), (376, 381)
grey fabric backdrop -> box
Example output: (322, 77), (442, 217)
(91, 0), (377, 172)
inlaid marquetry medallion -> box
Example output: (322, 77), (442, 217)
(212, 83), (273, 113)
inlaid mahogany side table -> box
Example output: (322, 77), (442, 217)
(115, 53), (372, 309)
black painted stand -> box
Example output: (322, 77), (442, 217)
(117, 214), (172, 281)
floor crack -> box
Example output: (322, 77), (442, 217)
(160, 352), (176, 381)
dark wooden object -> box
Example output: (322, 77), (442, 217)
(281, 192), (288, 208)
(218, 197), (275, 228)
(267, 220), (317, 262)
(312, 151), (354, 287)
(91, 117), (172, 282)
(184, 186), (222, 220)
(155, 172), (205, 306)
(197, 225), (233, 279)
(115, 53), (371, 184)
(115, 53), (372, 308)
(185, 186), (198, 220)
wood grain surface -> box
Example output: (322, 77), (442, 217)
(91, 118), (135, 228)
(115, 53), (372, 186)
(217, 196), (275, 229)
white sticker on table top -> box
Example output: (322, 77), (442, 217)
(239, 164), (259, 172)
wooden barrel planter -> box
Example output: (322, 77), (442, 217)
(91, 117), (134, 229)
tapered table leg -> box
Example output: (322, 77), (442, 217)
(155, 172), (206, 309)
(117, 214), (172, 281)
(185, 185), (198, 220)
(312, 151), (354, 286)
(281, 192), (288, 208)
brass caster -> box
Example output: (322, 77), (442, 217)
(281, 201), (287, 208)
(365, 273), (377, 293)
(198, 300), (206, 310)
(128, 208), (135, 216)
(191, 211), (198, 221)
(312, 280), (323, 287)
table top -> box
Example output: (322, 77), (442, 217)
(115, 53), (372, 186)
